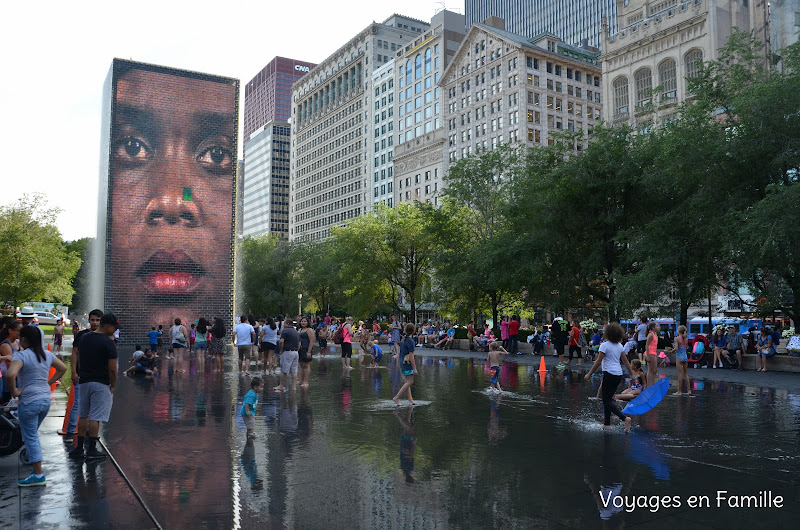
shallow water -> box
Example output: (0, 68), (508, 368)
(103, 354), (800, 528)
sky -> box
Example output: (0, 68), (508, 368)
(1, 0), (457, 241)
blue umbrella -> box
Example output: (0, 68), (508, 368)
(623, 377), (671, 415)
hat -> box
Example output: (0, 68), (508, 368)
(20, 307), (35, 318)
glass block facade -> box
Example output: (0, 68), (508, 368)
(465, 0), (618, 49)
(99, 59), (238, 344)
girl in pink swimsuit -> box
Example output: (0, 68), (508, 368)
(645, 322), (660, 387)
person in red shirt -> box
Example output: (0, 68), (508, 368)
(568, 320), (583, 365)
(508, 316), (521, 355)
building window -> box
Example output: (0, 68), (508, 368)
(425, 48), (432, 74)
(634, 68), (652, 108)
(659, 59), (677, 102)
(684, 49), (703, 93)
(613, 76), (629, 118)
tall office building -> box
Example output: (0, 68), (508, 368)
(369, 60), (396, 210)
(441, 19), (602, 168)
(243, 57), (317, 140)
(393, 10), (466, 207)
(465, 0), (618, 49)
(290, 14), (429, 242)
(242, 122), (291, 237)
(242, 57), (314, 238)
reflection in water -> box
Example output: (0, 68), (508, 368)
(99, 352), (799, 528)
(394, 407), (416, 483)
(584, 437), (638, 528)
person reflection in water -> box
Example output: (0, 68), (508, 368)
(241, 438), (262, 492)
(394, 407), (416, 483)
(109, 65), (236, 330)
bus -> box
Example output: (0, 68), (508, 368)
(620, 318), (763, 339)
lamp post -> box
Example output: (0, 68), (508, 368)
(298, 293), (303, 318)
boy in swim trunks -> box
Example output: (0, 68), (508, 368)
(488, 342), (508, 392)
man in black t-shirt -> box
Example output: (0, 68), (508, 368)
(551, 317), (570, 364)
(69, 313), (118, 461)
(64, 309), (103, 439)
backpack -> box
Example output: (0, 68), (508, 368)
(693, 341), (705, 355)
(333, 325), (345, 345)
(772, 331), (780, 346)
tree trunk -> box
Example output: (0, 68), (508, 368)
(680, 301), (689, 327)
(490, 291), (499, 329)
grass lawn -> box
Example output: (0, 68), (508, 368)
(38, 324), (74, 336)
(61, 360), (72, 394)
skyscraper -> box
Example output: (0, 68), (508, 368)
(464, 0), (618, 49)
(243, 57), (316, 141)
(242, 57), (314, 238)
(290, 14), (429, 242)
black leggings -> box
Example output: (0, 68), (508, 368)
(601, 372), (627, 426)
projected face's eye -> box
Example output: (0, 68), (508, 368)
(196, 139), (233, 174)
(114, 135), (153, 165)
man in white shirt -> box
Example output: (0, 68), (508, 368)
(233, 315), (256, 375)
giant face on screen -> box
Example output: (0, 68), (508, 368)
(105, 60), (238, 340)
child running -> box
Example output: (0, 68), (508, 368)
(393, 323), (418, 406)
(584, 322), (634, 433)
(240, 377), (263, 439)
(614, 359), (644, 402)
(673, 325), (692, 395)
(488, 342), (508, 392)
(369, 340), (383, 367)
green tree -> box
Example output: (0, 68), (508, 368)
(295, 239), (343, 317)
(331, 203), (435, 321)
(433, 143), (524, 326)
(690, 33), (800, 323)
(64, 237), (94, 313)
(238, 234), (298, 317)
(510, 127), (646, 322)
(0, 194), (81, 309)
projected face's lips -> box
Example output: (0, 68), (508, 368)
(136, 250), (205, 295)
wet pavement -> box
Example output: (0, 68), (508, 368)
(2, 348), (799, 529)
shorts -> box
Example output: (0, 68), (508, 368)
(554, 343), (565, 356)
(636, 340), (646, 354)
(149, 343), (158, 352)
(263, 342), (276, 353)
(172, 343), (187, 350)
(402, 368), (414, 376)
(318, 339), (327, 349)
(54, 334), (63, 346)
(242, 414), (254, 430)
(568, 345), (581, 359)
(194, 342), (207, 351)
(341, 342), (353, 358)
(237, 345), (252, 360)
(490, 365), (500, 385)
(211, 337), (225, 355)
(281, 350), (299, 374)
(78, 381), (113, 422)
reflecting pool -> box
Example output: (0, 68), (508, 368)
(102, 352), (800, 528)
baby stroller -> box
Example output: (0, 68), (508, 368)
(0, 401), (30, 465)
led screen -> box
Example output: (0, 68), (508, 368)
(101, 59), (238, 345)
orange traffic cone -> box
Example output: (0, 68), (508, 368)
(48, 366), (57, 391)
(537, 355), (548, 373)
(47, 343), (51, 351)
(57, 384), (76, 437)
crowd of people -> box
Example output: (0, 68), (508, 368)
(1, 304), (792, 489)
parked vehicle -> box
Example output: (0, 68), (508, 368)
(15, 311), (70, 326)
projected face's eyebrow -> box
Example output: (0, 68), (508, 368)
(116, 104), (158, 137)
